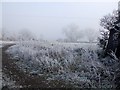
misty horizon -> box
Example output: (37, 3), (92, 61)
(1, 2), (118, 40)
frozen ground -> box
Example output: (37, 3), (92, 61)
(0, 71), (1, 88)
(0, 41), (2, 48)
(0, 41), (16, 48)
(5, 41), (118, 88)
(0, 41), (17, 89)
(0, 41), (15, 87)
(0, 47), (2, 89)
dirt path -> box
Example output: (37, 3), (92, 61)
(2, 44), (48, 88)
(2, 44), (71, 89)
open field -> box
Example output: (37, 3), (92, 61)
(1, 41), (120, 89)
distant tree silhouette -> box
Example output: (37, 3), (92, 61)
(18, 29), (36, 41)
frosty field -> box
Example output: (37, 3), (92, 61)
(0, 47), (2, 89)
(2, 1), (120, 89)
(2, 41), (118, 88)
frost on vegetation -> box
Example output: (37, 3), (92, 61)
(6, 41), (116, 88)
(2, 73), (17, 88)
(0, 69), (2, 89)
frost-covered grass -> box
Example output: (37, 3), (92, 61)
(6, 41), (116, 88)
(0, 68), (1, 86)
(0, 41), (17, 48)
(2, 72), (17, 88)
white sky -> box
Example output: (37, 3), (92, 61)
(1, 0), (119, 2)
(1, 0), (119, 40)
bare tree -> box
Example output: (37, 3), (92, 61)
(2, 29), (10, 41)
(85, 28), (98, 43)
(100, 10), (118, 31)
(99, 10), (119, 49)
(18, 29), (36, 41)
(63, 24), (84, 42)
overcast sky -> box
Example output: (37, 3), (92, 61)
(1, 0), (119, 40)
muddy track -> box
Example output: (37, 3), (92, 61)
(2, 44), (71, 89)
